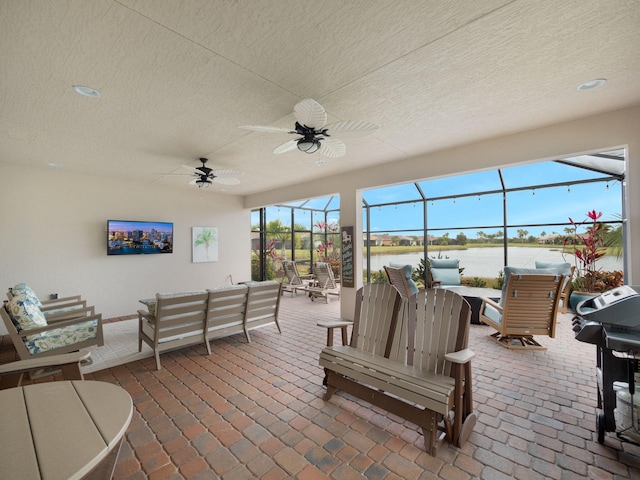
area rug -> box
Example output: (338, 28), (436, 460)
(83, 319), (153, 373)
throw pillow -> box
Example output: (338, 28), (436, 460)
(5, 294), (48, 332)
(11, 283), (43, 308)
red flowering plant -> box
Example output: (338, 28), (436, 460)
(314, 221), (341, 276)
(563, 210), (623, 293)
(251, 239), (281, 280)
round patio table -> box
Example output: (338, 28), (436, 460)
(0, 380), (132, 480)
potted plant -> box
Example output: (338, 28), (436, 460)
(563, 210), (624, 310)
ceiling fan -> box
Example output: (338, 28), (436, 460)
(239, 99), (380, 158)
(180, 158), (242, 188)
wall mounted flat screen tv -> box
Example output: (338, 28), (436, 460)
(107, 220), (173, 255)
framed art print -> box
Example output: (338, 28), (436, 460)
(192, 226), (218, 263)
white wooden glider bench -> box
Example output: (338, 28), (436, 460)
(319, 284), (476, 455)
(138, 281), (282, 370)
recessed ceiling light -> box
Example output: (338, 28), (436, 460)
(577, 78), (606, 91)
(73, 85), (101, 98)
(48, 162), (63, 168)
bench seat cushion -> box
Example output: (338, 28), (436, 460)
(141, 290), (207, 316)
(320, 345), (455, 415)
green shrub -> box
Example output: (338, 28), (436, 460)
(468, 277), (487, 287)
(370, 269), (388, 284)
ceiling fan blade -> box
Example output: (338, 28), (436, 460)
(212, 169), (243, 178)
(324, 120), (381, 139)
(294, 99), (327, 130)
(181, 164), (199, 173)
(238, 125), (293, 134)
(213, 177), (241, 185)
(188, 178), (201, 185)
(273, 139), (299, 154)
(318, 138), (346, 158)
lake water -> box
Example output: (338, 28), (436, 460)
(368, 246), (623, 278)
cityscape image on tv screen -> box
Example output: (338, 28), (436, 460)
(107, 220), (173, 255)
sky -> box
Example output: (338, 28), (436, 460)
(259, 155), (624, 240)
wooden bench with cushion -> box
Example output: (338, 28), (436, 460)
(319, 285), (476, 455)
(138, 291), (210, 370)
(139, 281), (283, 369)
(242, 281), (283, 342)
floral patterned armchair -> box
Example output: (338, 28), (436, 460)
(7, 283), (94, 321)
(1, 291), (103, 361)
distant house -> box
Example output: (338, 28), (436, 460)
(363, 234), (393, 246)
(537, 234), (562, 244)
(397, 236), (415, 246)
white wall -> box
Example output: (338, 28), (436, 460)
(246, 105), (640, 319)
(3, 106), (637, 323)
(0, 163), (250, 320)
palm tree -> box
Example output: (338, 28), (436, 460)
(194, 228), (216, 261)
(267, 219), (291, 263)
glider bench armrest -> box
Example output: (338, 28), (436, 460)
(320, 345), (473, 417)
(444, 348), (475, 364)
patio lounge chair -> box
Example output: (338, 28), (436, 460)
(306, 262), (340, 303)
(384, 263), (419, 298)
(281, 261), (314, 297)
(479, 269), (564, 350)
(429, 258), (462, 287)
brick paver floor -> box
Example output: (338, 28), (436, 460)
(3, 292), (640, 479)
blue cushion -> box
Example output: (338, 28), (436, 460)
(535, 261), (573, 290)
(430, 258), (461, 286)
(430, 258), (459, 269)
(500, 266), (557, 306)
(483, 302), (503, 325)
(389, 262), (419, 296)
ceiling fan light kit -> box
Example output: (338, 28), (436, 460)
(239, 99), (380, 158)
(297, 137), (321, 153)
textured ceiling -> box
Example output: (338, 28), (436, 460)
(1, 0), (639, 195)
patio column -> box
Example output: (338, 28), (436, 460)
(338, 189), (363, 321)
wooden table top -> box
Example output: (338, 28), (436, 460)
(0, 380), (133, 480)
